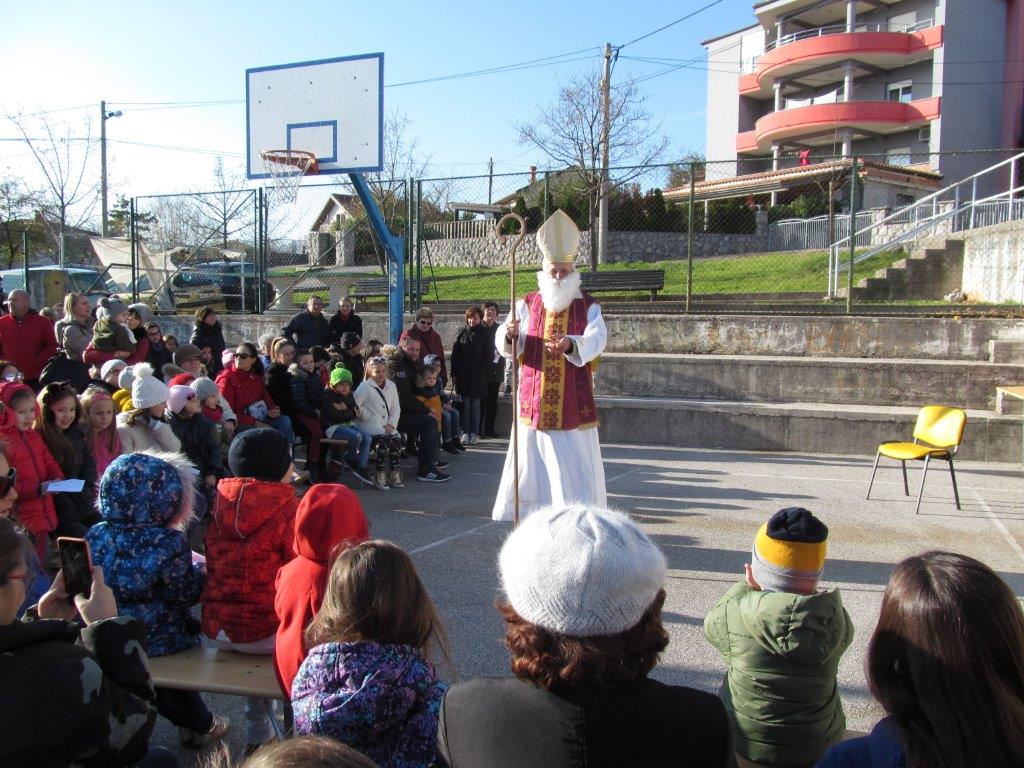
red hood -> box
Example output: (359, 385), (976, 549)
(212, 477), (296, 540)
(293, 483), (369, 563)
(0, 381), (38, 429)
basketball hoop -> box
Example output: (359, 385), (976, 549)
(260, 150), (319, 202)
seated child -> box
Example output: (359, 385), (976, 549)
(422, 355), (465, 454)
(274, 483), (369, 695)
(289, 349), (327, 483)
(0, 381), (63, 561)
(362, 339), (383, 367)
(113, 364), (137, 413)
(115, 365), (181, 454)
(292, 540), (449, 768)
(191, 376), (232, 450)
(167, 385), (222, 514)
(353, 357), (402, 490)
(86, 451), (229, 748)
(704, 507), (853, 768)
(163, 334), (179, 354)
(202, 428), (297, 752)
(321, 364), (372, 485)
(81, 387), (122, 478)
(94, 358), (127, 397)
(92, 297), (136, 356)
(0, 360), (23, 382)
(310, 346), (332, 388)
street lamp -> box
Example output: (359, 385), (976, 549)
(100, 101), (122, 237)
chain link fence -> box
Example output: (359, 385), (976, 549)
(118, 147), (1024, 316)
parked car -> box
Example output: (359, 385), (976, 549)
(129, 270), (225, 313)
(198, 260), (275, 311)
(0, 266), (118, 311)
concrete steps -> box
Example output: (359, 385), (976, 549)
(593, 353), (1024, 410)
(494, 397), (1019, 463)
(839, 239), (964, 301)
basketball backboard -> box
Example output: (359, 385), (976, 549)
(245, 52), (384, 180)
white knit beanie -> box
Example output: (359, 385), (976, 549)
(499, 504), (667, 637)
(131, 363), (170, 409)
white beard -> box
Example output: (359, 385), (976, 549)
(536, 268), (581, 313)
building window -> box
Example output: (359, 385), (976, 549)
(886, 147), (913, 166)
(887, 81), (913, 103)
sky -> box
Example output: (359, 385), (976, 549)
(0, 0), (753, 216)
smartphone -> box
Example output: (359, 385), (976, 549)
(57, 537), (92, 598)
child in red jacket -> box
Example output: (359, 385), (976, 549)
(201, 427), (298, 753)
(0, 381), (63, 559)
(274, 482), (369, 695)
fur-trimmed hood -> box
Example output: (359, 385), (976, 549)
(97, 449), (197, 531)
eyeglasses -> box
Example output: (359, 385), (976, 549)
(235, 352), (253, 360)
(0, 467), (17, 496)
(418, 320), (432, 326)
(369, 356), (387, 364)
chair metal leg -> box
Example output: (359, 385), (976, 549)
(866, 452), (882, 500)
(900, 461), (909, 495)
(915, 455), (931, 514)
(947, 455), (962, 510)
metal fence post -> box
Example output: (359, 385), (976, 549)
(129, 197), (138, 304)
(543, 171), (551, 220)
(846, 157), (858, 314)
(686, 163), (695, 313)
(21, 230), (29, 294)
(416, 179), (424, 312)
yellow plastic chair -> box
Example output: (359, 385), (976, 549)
(866, 406), (966, 514)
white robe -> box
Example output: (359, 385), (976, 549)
(491, 296), (608, 522)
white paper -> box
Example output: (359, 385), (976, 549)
(45, 479), (86, 493)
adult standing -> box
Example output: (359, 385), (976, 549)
(55, 292), (94, 362)
(450, 306), (489, 444)
(385, 336), (449, 483)
(282, 296), (332, 350)
(0, 289), (58, 389)
(480, 301), (503, 438)
(437, 504), (732, 768)
(492, 211), (607, 522)
(405, 307), (447, 386)
(190, 306), (226, 377)
(328, 297), (362, 350)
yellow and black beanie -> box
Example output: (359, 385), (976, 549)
(751, 507), (828, 594)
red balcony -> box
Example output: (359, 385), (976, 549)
(736, 97), (941, 153)
(739, 25), (943, 97)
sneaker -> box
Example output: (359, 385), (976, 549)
(454, 436), (468, 452)
(468, 433), (478, 445)
(180, 715), (230, 749)
(351, 464), (373, 484)
(291, 470), (310, 486)
(502, 384), (512, 395)
(433, 460), (450, 470)
(373, 469), (390, 491)
(417, 469), (451, 483)
(441, 440), (461, 455)
(388, 469), (405, 488)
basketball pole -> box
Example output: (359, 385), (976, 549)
(349, 173), (405, 345)
(495, 213), (526, 526)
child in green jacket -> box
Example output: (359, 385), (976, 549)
(704, 507), (853, 768)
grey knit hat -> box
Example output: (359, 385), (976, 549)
(190, 376), (220, 402)
(100, 358), (127, 381)
(499, 504), (667, 637)
(96, 296), (129, 322)
(130, 363), (171, 409)
(128, 302), (153, 324)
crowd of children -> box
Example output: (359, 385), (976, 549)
(1, 297), (1023, 768)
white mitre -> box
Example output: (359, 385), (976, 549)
(536, 209), (580, 267)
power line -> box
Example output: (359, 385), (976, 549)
(385, 47), (601, 88)
(617, 0), (726, 49)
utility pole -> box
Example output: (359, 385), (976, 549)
(99, 101), (122, 238)
(598, 43), (614, 266)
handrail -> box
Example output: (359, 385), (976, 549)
(764, 17), (936, 52)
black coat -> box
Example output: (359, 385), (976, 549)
(328, 311), (363, 349)
(341, 350), (364, 386)
(482, 321), (504, 383)
(0, 615), (157, 768)
(451, 324), (489, 399)
(168, 411), (223, 478)
(437, 677), (732, 768)
(191, 321), (226, 376)
(385, 347), (429, 417)
(266, 363), (297, 418)
(289, 365), (324, 420)
(145, 342), (173, 373)
(282, 311), (332, 350)
(52, 425), (98, 537)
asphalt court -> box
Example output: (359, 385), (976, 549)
(154, 439), (1024, 762)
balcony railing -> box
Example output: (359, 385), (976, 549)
(765, 18), (935, 52)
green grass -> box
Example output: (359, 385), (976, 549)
(284, 249), (906, 306)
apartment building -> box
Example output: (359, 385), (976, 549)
(701, 0), (1024, 185)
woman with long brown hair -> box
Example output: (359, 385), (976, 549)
(36, 382), (97, 537)
(817, 551), (1024, 768)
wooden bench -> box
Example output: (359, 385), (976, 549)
(996, 385), (1024, 415)
(580, 269), (666, 300)
(147, 646), (292, 736)
(351, 277), (433, 300)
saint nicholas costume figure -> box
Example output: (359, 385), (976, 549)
(492, 210), (608, 522)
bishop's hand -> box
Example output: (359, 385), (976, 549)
(506, 319), (520, 340)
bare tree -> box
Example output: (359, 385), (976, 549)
(185, 157), (254, 251)
(0, 176), (41, 268)
(7, 113), (98, 266)
(364, 111), (432, 233)
(517, 68), (669, 268)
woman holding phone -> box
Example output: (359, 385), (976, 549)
(0, 516), (173, 767)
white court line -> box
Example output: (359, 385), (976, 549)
(605, 467), (639, 485)
(970, 487), (1024, 564)
(410, 522), (496, 555)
